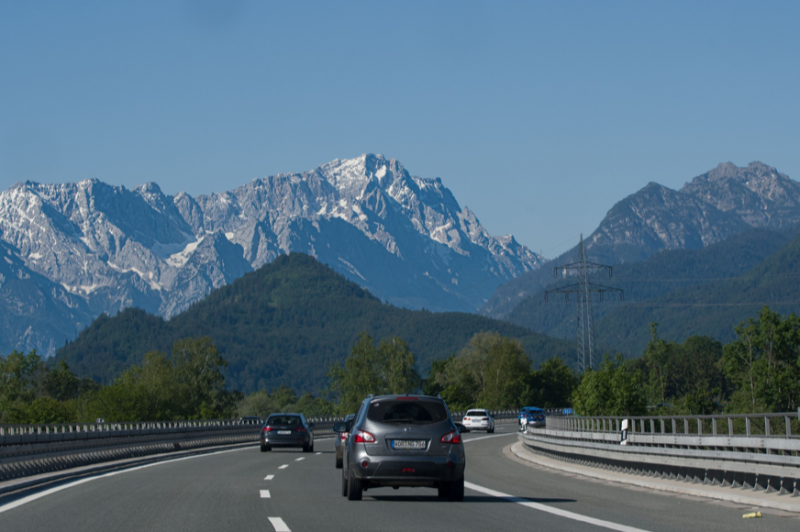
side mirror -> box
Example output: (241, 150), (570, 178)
(308, 422), (315, 428)
(333, 421), (348, 432)
(454, 423), (466, 434)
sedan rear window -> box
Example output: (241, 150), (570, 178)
(466, 410), (488, 416)
(267, 416), (302, 426)
(367, 400), (448, 424)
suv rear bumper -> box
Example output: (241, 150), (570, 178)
(349, 454), (465, 485)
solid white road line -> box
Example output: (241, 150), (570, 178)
(315, 452), (322, 455)
(264, 475), (275, 480)
(260, 490), (271, 498)
(295, 457), (305, 461)
(0, 446), (254, 515)
(278, 464), (289, 469)
(462, 433), (517, 443)
(465, 482), (651, 532)
(268, 517), (291, 532)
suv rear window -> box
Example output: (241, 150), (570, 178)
(367, 399), (448, 425)
(267, 415), (302, 426)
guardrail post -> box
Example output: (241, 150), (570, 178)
(728, 418), (733, 436)
(697, 419), (702, 435)
(712, 418), (717, 435)
(746, 417), (751, 436)
(765, 417), (770, 437)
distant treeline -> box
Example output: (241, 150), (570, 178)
(2, 305), (798, 424)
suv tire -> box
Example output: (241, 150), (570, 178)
(341, 468), (349, 497)
(336, 456), (343, 469)
(447, 479), (464, 502)
(437, 485), (448, 498)
(260, 445), (270, 452)
(347, 471), (363, 501)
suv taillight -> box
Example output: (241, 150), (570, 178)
(295, 427), (307, 432)
(262, 427), (273, 432)
(441, 431), (461, 444)
(354, 430), (376, 443)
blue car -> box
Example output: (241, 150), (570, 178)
(518, 407), (545, 429)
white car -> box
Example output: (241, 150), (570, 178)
(461, 409), (495, 433)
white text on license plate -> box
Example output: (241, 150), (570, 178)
(277, 430), (292, 435)
(392, 440), (426, 450)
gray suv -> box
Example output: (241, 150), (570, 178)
(335, 395), (465, 501)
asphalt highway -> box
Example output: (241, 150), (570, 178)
(1, 423), (798, 531)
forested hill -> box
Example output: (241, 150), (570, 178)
(506, 226), (797, 350)
(590, 228), (800, 354)
(56, 253), (573, 394)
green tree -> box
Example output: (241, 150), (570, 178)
(641, 323), (673, 406)
(722, 306), (800, 413)
(434, 332), (531, 410)
(327, 332), (421, 414)
(525, 356), (578, 408)
(572, 354), (646, 416)
(87, 337), (234, 421)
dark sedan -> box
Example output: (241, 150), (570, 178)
(261, 413), (315, 452)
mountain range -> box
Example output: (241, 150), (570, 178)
(0, 154), (541, 356)
(482, 162), (800, 319)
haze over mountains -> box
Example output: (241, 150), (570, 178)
(482, 162), (800, 319)
(2, 157), (799, 362)
(0, 154), (541, 356)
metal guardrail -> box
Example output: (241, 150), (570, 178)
(0, 409), (519, 484)
(451, 410), (518, 423)
(524, 411), (800, 496)
(0, 417), (340, 483)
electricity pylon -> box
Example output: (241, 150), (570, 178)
(545, 234), (623, 373)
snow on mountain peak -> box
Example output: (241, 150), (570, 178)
(0, 154), (542, 356)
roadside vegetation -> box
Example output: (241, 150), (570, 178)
(2, 305), (798, 424)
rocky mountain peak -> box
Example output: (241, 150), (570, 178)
(0, 154), (541, 356)
(681, 161), (800, 229)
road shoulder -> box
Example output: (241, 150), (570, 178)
(506, 439), (800, 515)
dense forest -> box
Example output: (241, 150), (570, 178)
(55, 253), (574, 394)
(507, 226), (800, 355)
(4, 305), (798, 425)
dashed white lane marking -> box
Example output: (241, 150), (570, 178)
(278, 464), (289, 469)
(465, 482), (651, 532)
(0, 445), (254, 515)
(295, 457), (305, 461)
(260, 490), (271, 498)
(265, 475), (275, 480)
(268, 517), (291, 532)
(315, 452), (322, 455)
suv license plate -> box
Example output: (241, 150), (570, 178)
(392, 440), (426, 450)
(277, 430), (292, 435)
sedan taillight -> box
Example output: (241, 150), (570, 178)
(441, 431), (461, 444)
(354, 430), (376, 443)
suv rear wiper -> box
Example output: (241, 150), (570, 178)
(382, 418), (416, 423)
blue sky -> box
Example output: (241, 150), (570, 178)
(1, 1), (798, 258)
